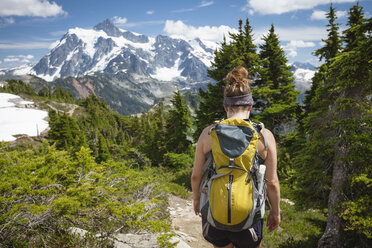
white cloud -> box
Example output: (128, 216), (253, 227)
(245, 0), (356, 15)
(163, 20), (237, 43)
(4, 17), (14, 24)
(50, 30), (67, 37)
(3, 55), (34, 63)
(255, 26), (327, 41)
(146, 10), (154, 15)
(0, 41), (53, 49)
(172, 1), (214, 13)
(311, 10), (327, 20)
(112, 16), (127, 25)
(311, 9), (348, 20)
(0, 0), (66, 17)
(0, 17), (15, 27)
(336, 10), (347, 18)
(171, 8), (195, 13)
(118, 20), (164, 28)
(4, 57), (19, 62)
(49, 40), (60, 49)
(282, 40), (316, 57)
(198, 1), (214, 8)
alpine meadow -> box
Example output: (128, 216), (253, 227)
(0, 2), (371, 248)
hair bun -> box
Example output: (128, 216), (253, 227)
(224, 66), (252, 97)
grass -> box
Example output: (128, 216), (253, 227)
(261, 200), (326, 248)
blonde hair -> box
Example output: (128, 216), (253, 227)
(224, 66), (252, 97)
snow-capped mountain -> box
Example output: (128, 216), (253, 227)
(30, 19), (214, 83)
(290, 62), (317, 104)
(290, 62), (317, 93)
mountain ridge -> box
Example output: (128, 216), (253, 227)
(0, 19), (317, 115)
(28, 19), (214, 83)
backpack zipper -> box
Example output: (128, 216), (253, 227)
(227, 174), (234, 223)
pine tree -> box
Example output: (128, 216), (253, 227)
(313, 3), (342, 64)
(48, 112), (84, 150)
(317, 11), (372, 248)
(194, 18), (259, 140)
(165, 90), (192, 154)
(230, 18), (259, 74)
(292, 5), (371, 247)
(303, 4), (342, 121)
(138, 102), (167, 166)
(343, 2), (366, 52)
(97, 133), (110, 162)
(254, 24), (299, 134)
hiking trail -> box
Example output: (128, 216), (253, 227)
(168, 194), (210, 248)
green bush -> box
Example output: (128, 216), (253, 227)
(0, 142), (172, 247)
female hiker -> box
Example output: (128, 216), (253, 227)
(191, 66), (280, 248)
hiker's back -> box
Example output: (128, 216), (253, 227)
(201, 119), (266, 232)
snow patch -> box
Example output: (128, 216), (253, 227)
(12, 65), (33, 75)
(68, 28), (107, 58)
(0, 93), (19, 108)
(0, 93), (48, 142)
(151, 58), (183, 81)
(187, 39), (214, 67)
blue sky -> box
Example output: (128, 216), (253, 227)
(0, 0), (371, 69)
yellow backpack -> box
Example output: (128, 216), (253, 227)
(200, 119), (267, 232)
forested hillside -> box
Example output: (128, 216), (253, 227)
(0, 3), (370, 248)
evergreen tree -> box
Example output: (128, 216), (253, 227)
(230, 18), (259, 74)
(194, 39), (232, 141)
(38, 86), (51, 98)
(194, 18), (259, 140)
(303, 4), (342, 122)
(292, 5), (371, 247)
(317, 12), (372, 248)
(343, 2), (366, 52)
(97, 133), (110, 162)
(1, 80), (36, 95)
(165, 90), (192, 154)
(48, 112), (84, 150)
(313, 3), (342, 64)
(139, 102), (167, 165)
(254, 24), (299, 134)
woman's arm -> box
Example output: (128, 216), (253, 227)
(264, 129), (281, 232)
(191, 126), (211, 216)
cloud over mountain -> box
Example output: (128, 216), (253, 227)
(164, 20), (237, 46)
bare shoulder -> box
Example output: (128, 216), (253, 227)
(197, 125), (214, 154)
(198, 125), (214, 141)
(264, 128), (275, 141)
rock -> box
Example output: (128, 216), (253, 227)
(114, 233), (159, 248)
(170, 236), (192, 248)
(68, 227), (88, 237)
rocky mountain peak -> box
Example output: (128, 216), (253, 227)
(93, 19), (122, 37)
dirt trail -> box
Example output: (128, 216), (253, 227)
(168, 194), (211, 248)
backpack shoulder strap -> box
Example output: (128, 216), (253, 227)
(260, 122), (269, 150)
(250, 121), (268, 150)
